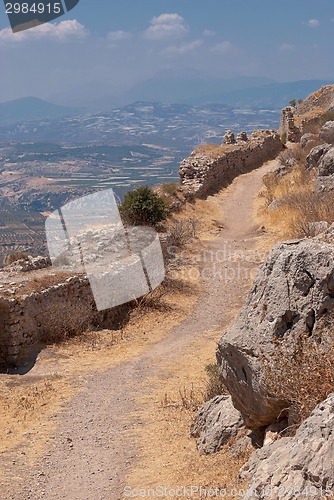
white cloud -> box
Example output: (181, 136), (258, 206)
(0, 20), (88, 42)
(163, 39), (203, 56)
(279, 43), (296, 52)
(107, 30), (132, 42)
(144, 13), (188, 40)
(210, 41), (234, 54)
(203, 29), (216, 37)
(307, 19), (320, 28)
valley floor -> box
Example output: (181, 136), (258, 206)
(0, 159), (278, 499)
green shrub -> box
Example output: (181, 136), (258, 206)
(281, 132), (287, 145)
(120, 185), (168, 226)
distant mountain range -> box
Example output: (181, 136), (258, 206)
(116, 75), (276, 108)
(0, 97), (78, 126)
(186, 79), (333, 107)
(0, 79), (332, 127)
(89, 77), (333, 111)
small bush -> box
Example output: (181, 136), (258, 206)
(161, 385), (202, 411)
(120, 186), (168, 226)
(161, 182), (179, 196)
(277, 149), (297, 168)
(166, 217), (199, 247)
(261, 162), (315, 208)
(53, 253), (71, 268)
(281, 132), (287, 145)
(319, 110), (334, 127)
(286, 190), (334, 237)
(262, 332), (334, 432)
(204, 363), (226, 401)
(6, 252), (29, 265)
(277, 143), (308, 167)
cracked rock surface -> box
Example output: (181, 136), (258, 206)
(217, 226), (334, 429)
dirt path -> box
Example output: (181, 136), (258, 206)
(5, 160), (276, 500)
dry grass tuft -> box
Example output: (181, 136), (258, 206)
(261, 331), (334, 433)
(259, 143), (334, 238)
(0, 373), (73, 458)
(195, 143), (231, 158)
(10, 272), (73, 296)
(161, 385), (203, 412)
(37, 300), (94, 345)
(204, 363), (227, 401)
(160, 182), (180, 196)
(5, 252), (29, 265)
(166, 217), (199, 248)
(125, 331), (251, 498)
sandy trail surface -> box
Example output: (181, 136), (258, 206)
(3, 160), (277, 499)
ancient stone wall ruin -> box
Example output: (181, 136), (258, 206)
(179, 130), (283, 198)
(280, 85), (334, 142)
(280, 107), (302, 142)
(0, 276), (132, 371)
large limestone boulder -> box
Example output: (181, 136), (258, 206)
(319, 120), (334, 144)
(217, 231), (334, 429)
(240, 393), (334, 499)
(190, 395), (243, 454)
(306, 143), (331, 170)
(318, 147), (334, 176)
(300, 132), (315, 148)
(316, 147), (334, 192)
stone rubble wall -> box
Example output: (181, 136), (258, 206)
(280, 85), (334, 142)
(280, 107), (302, 142)
(179, 130), (283, 198)
(0, 276), (132, 371)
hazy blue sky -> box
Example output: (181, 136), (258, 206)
(1, 0), (334, 104)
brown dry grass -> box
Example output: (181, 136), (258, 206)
(257, 144), (334, 239)
(167, 194), (225, 242)
(262, 330), (334, 434)
(0, 373), (74, 478)
(194, 143), (233, 158)
(1, 181), (243, 495)
(165, 217), (199, 248)
(0, 271), (73, 298)
(294, 108), (323, 128)
(124, 328), (250, 499)
(0, 263), (202, 494)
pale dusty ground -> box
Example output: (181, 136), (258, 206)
(0, 159), (277, 499)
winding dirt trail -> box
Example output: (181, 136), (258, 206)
(5, 159), (277, 500)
